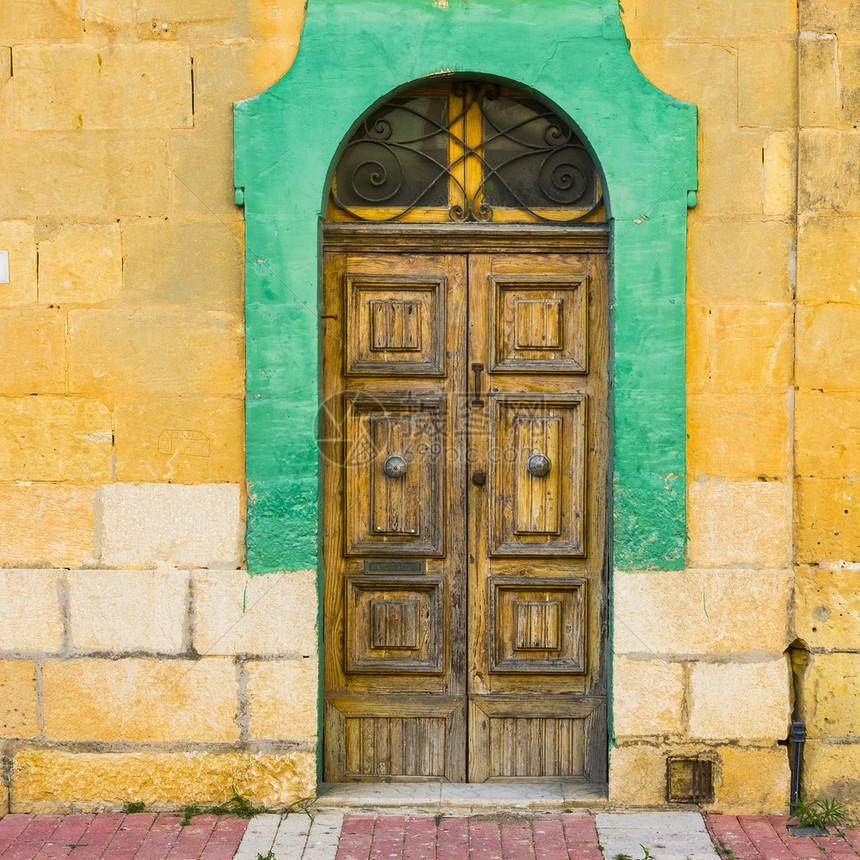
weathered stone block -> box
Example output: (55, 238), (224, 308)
(798, 217), (860, 303)
(688, 480), (791, 568)
(612, 657), (685, 737)
(0, 138), (168, 218)
(763, 131), (795, 216)
(122, 220), (242, 306)
(800, 130), (860, 214)
(687, 394), (789, 479)
(800, 34), (839, 127)
(0, 661), (38, 738)
(68, 308), (244, 396)
(608, 744), (666, 805)
(802, 741), (860, 814)
(38, 225), (122, 304)
(114, 397), (244, 483)
(794, 566), (860, 650)
(610, 743), (791, 813)
(247, 658), (318, 742)
(698, 130), (770, 217)
(11, 749), (316, 811)
(14, 45), (192, 131)
(798, 478), (860, 564)
(42, 657), (238, 742)
(67, 570), (188, 653)
(0, 309), (65, 394)
(84, 0), (135, 26)
(613, 570), (790, 656)
(0, 0), (82, 39)
(628, 42), (737, 132)
(841, 41), (860, 126)
(689, 659), (791, 740)
(194, 570), (317, 657)
(0, 570), (63, 652)
(738, 41), (796, 127)
(0, 397), (112, 483)
(137, 1), (305, 43)
(168, 126), (238, 216)
(717, 746), (791, 814)
(705, 304), (794, 393)
(796, 392), (860, 478)
(686, 303), (710, 392)
(622, 0), (795, 39)
(687, 220), (793, 303)
(0, 221), (37, 305)
(800, 0), (860, 35)
(191, 44), (300, 121)
(0, 486), (96, 569)
(797, 304), (860, 389)
(99, 483), (243, 569)
(797, 653), (860, 738)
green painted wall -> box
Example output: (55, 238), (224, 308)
(235, 0), (697, 575)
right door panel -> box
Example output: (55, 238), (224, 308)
(467, 252), (609, 783)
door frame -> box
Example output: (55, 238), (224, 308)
(234, 0), (697, 785)
(320, 223), (611, 782)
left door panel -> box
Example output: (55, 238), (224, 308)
(322, 252), (468, 781)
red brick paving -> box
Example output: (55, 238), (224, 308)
(706, 814), (860, 860)
(1, 810), (859, 859)
(0, 813), (246, 860)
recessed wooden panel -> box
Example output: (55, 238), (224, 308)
(468, 697), (605, 781)
(489, 394), (586, 556)
(514, 600), (561, 650)
(346, 575), (444, 674)
(325, 696), (466, 782)
(489, 577), (586, 673)
(344, 393), (445, 556)
(490, 276), (587, 373)
(346, 277), (446, 375)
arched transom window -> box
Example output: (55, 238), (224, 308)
(329, 81), (603, 223)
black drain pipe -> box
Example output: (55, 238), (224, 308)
(790, 721), (806, 814)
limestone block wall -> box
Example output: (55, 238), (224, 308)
(615, 0), (859, 814)
(0, 0), (316, 812)
(793, 0), (860, 810)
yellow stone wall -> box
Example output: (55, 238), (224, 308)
(0, 0), (316, 812)
(616, 0), (860, 814)
(0, 0), (855, 813)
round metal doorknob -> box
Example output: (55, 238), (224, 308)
(526, 453), (551, 477)
(382, 455), (408, 478)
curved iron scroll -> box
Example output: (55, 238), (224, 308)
(332, 82), (602, 223)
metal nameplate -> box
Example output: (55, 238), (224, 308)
(363, 559), (426, 574)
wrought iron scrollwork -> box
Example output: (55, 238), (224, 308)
(332, 82), (602, 223)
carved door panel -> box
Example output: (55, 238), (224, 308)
(323, 244), (607, 783)
(323, 252), (468, 782)
(466, 253), (608, 783)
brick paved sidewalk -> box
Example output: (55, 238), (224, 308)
(1, 810), (860, 859)
(0, 812), (247, 860)
(706, 815), (860, 860)
(335, 813), (603, 860)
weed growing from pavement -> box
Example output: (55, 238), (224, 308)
(256, 852), (275, 860)
(122, 801), (146, 814)
(789, 796), (858, 832)
(714, 840), (736, 860)
(614, 846), (654, 860)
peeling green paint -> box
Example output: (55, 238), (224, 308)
(235, 0), (696, 573)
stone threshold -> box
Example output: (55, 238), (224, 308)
(313, 781), (608, 814)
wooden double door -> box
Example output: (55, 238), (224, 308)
(322, 229), (608, 783)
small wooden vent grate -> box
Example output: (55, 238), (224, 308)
(667, 757), (714, 803)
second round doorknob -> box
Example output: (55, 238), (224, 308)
(383, 455), (408, 478)
(527, 453), (551, 477)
